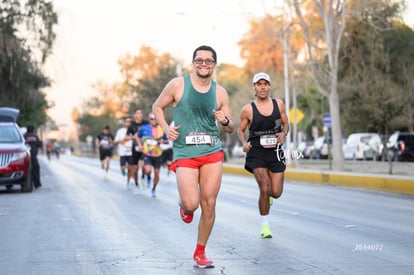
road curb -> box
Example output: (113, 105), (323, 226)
(223, 164), (414, 196)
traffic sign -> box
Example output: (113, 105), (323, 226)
(289, 108), (304, 124)
(323, 113), (331, 128)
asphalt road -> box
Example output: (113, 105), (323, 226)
(0, 155), (413, 275)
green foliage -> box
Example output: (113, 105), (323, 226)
(0, 0), (58, 127)
(338, 1), (414, 134)
(131, 59), (178, 121)
(76, 46), (250, 147)
(76, 49), (181, 137)
(75, 0), (414, 141)
(77, 112), (117, 144)
(296, 85), (329, 137)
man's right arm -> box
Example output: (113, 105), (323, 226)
(153, 78), (179, 133)
(237, 105), (252, 153)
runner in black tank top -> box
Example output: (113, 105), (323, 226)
(245, 98), (285, 173)
(237, 72), (289, 239)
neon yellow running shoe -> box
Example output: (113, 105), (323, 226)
(260, 225), (273, 239)
(269, 196), (273, 206)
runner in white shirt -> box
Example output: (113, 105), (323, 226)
(114, 118), (133, 189)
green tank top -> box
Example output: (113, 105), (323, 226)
(172, 74), (222, 160)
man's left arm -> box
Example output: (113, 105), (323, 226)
(279, 100), (289, 136)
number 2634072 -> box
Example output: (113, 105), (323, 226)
(352, 244), (383, 251)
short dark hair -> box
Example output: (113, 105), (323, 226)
(133, 108), (143, 114)
(192, 45), (217, 63)
(27, 125), (34, 133)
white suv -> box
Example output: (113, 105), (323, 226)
(343, 133), (381, 160)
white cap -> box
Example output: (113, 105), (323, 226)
(252, 72), (270, 84)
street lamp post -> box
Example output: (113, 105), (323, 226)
(282, 0), (291, 165)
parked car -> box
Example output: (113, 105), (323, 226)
(308, 136), (330, 159)
(362, 134), (383, 160)
(297, 141), (313, 159)
(307, 135), (346, 160)
(385, 131), (414, 161)
(343, 133), (382, 160)
(0, 107), (32, 192)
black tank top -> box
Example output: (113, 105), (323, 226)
(248, 98), (282, 148)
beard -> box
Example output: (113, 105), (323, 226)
(195, 70), (212, 79)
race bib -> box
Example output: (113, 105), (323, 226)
(124, 143), (132, 150)
(260, 134), (277, 148)
(146, 139), (158, 146)
(100, 140), (109, 146)
(100, 139), (111, 149)
(185, 132), (213, 145)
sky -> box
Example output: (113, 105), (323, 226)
(45, 0), (279, 126)
(44, 0), (414, 126)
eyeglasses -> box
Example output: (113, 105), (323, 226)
(193, 59), (216, 65)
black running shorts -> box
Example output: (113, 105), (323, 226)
(120, 155), (133, 166)
(244, 146), (286, 174)
(132, 151), (143, 165)
(143, 155), (163, 169)
(99, 148), (112, 161)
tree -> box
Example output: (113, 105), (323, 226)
(239, 7), (325, 149)
(77, 112), (116, 144)
(238, 13), (305, 93)
(117, 45), (181, 120)
(339, 0), (413, 134)
(292, 0), (347, 171)
(296, 86), (329, 137)
(76, 45), (182, 139)
(0, 0), (58, 127)
(76, 80), (129, 141)
(215, 63), (249, 146)
(239, 15), (286, 77)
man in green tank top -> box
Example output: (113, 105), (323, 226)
(153, 45), (234, 268)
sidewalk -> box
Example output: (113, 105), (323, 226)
(224, 157), (414, 196)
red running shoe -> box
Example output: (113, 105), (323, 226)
(193, 253), (214, 268)
(179, 206), (193, 224)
